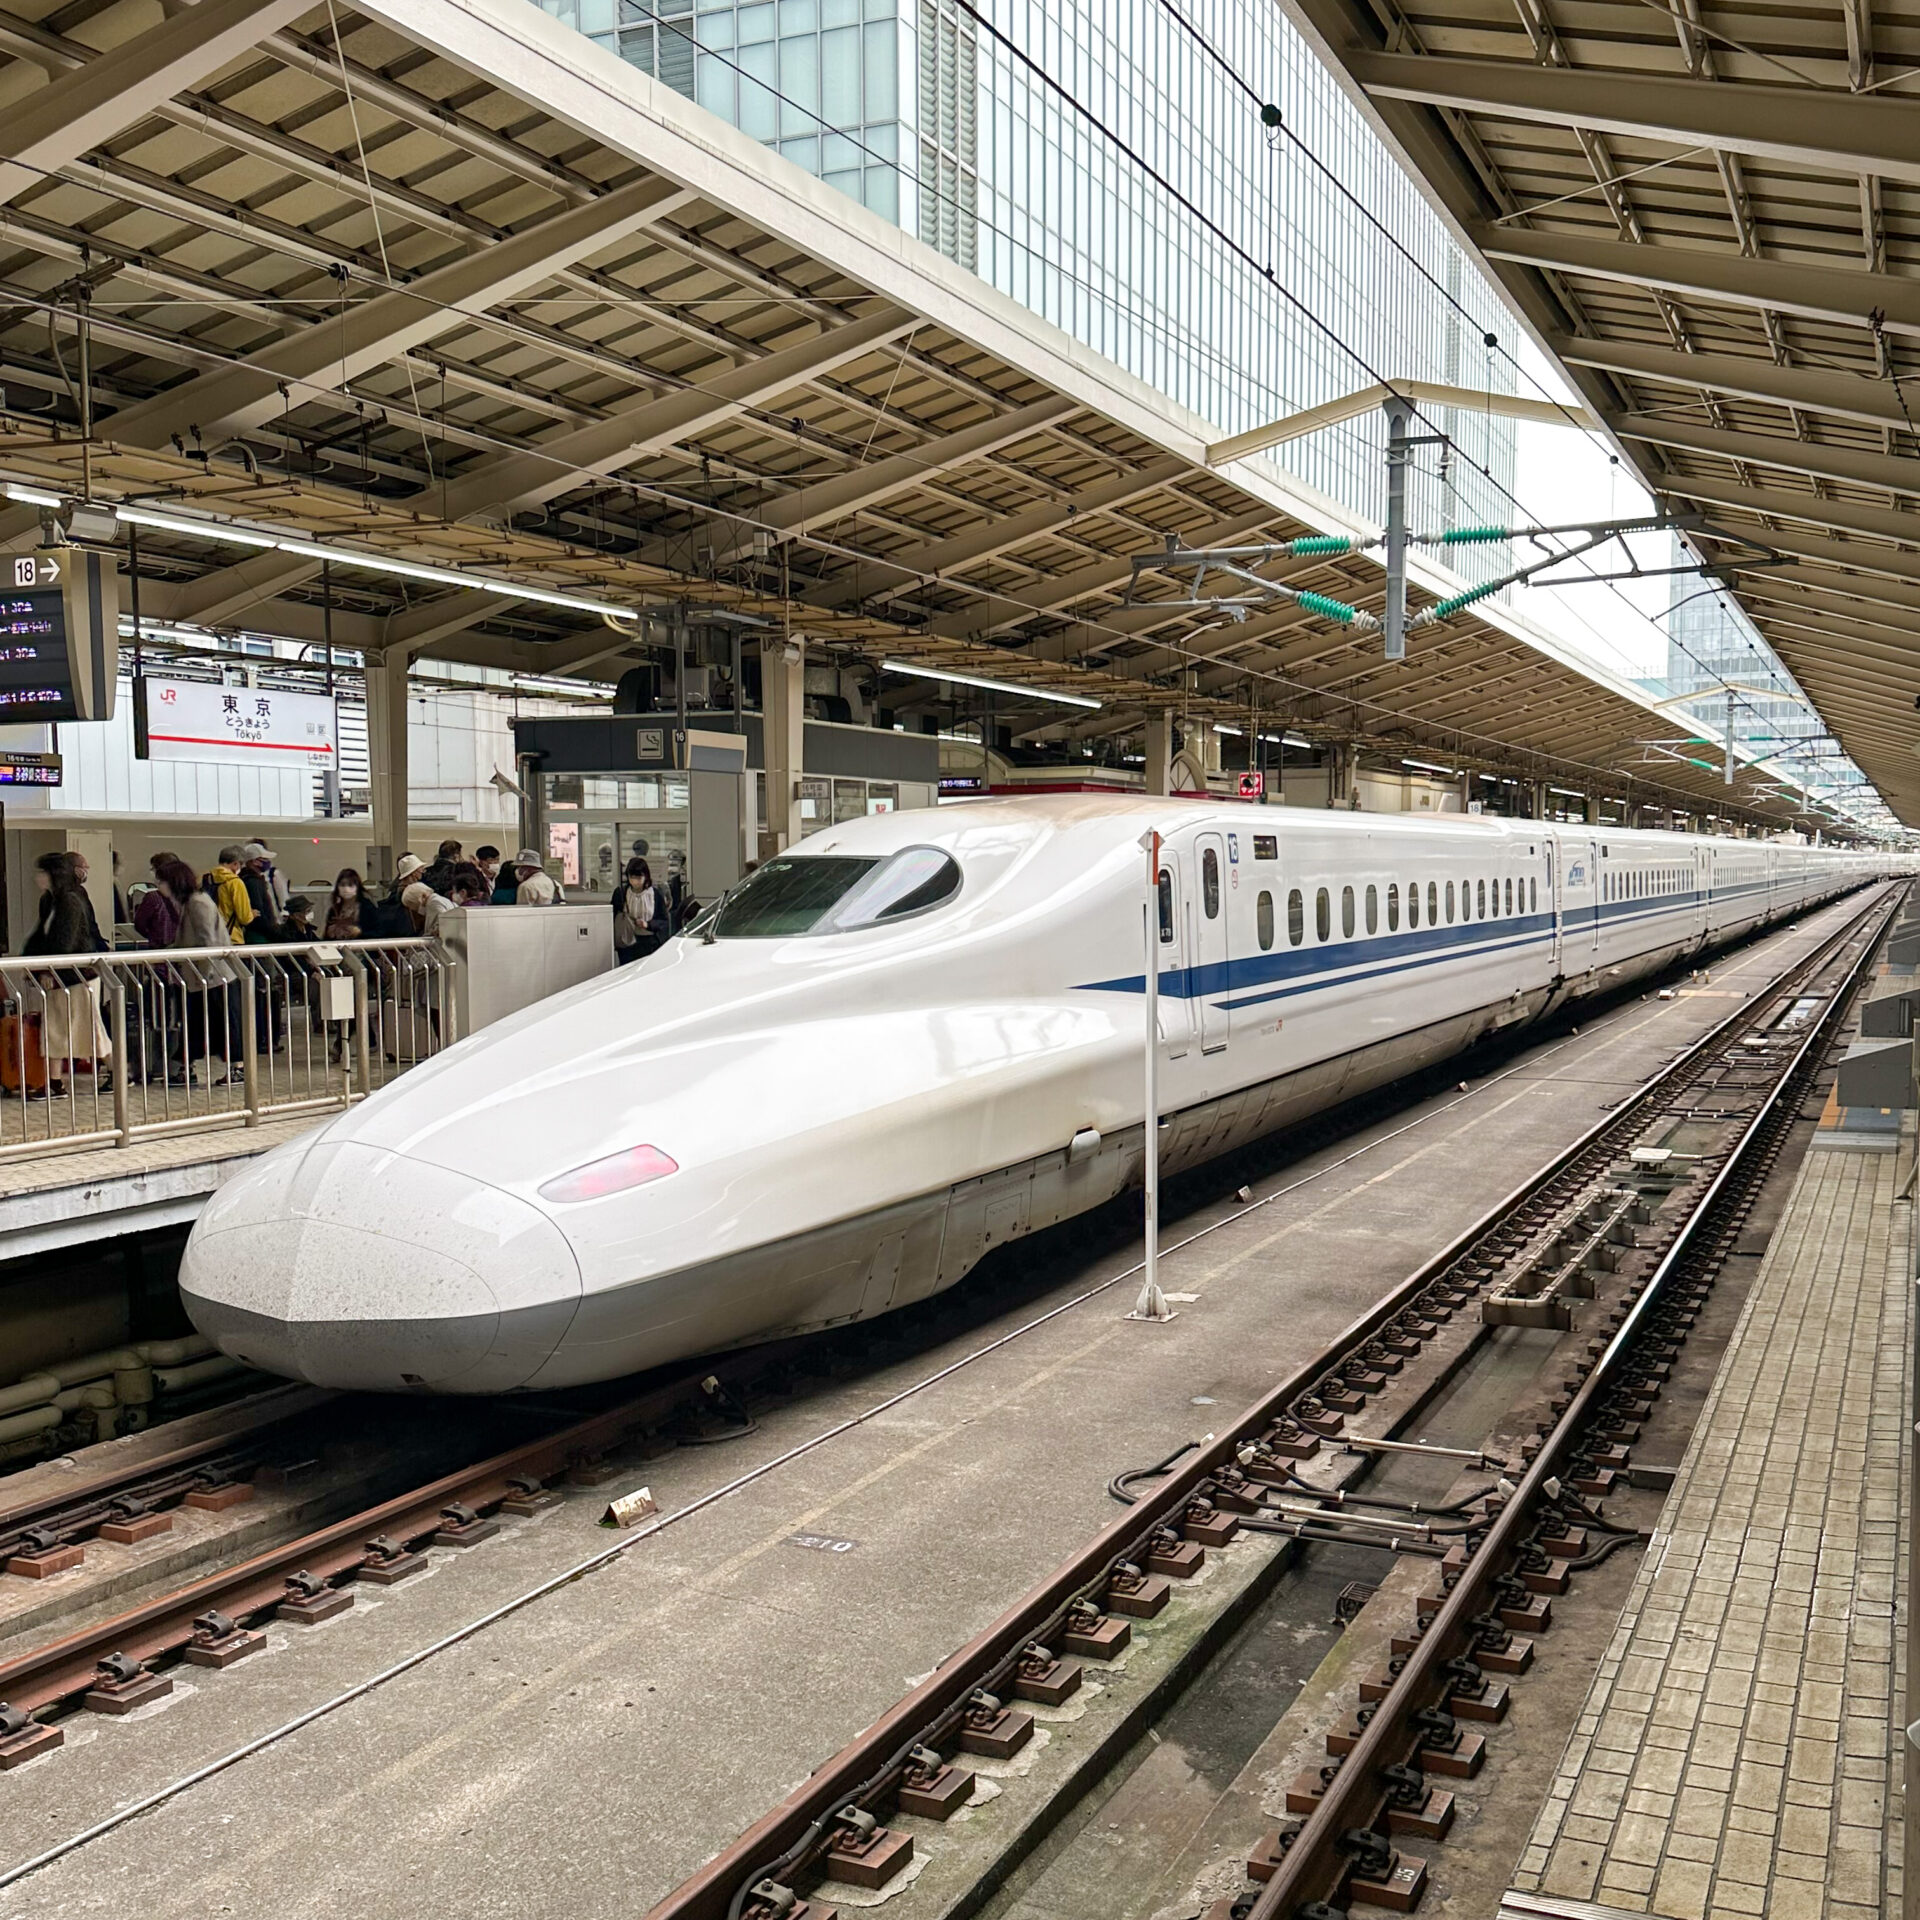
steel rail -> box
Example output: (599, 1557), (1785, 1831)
(1245, 880), (1902, 1918)
(0, 1386), (328, 1554)
(639, 882), (1900, 1920)
(0, 1357), (768, 1718)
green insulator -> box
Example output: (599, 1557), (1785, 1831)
(1297, 590), (1359, 624)
(1430, 579), (1504, 619)
(1287, 535), (1354, 556)
(1439, 525), (1511, 544)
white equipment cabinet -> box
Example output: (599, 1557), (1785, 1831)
(438, 904), (611, 1035)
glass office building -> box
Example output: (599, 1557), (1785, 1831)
(532, 0), (1519, 539)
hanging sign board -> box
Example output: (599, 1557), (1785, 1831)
(135, 677), (337, 767)
(0, 545), (118, 722)
(0, 749), (61, 786)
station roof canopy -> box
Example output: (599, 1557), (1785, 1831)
(0, 0), (1853, 827)
(1288, 0), (1920, 825)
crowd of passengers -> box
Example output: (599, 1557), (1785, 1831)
(8, 838), (700, 1095)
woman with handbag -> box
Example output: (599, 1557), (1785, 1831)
(22, 853), (111, 1097)
(611, 857), (669, 965)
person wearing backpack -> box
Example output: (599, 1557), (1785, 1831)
(205, 848), (253, 945)
(611, 857), (669, 965)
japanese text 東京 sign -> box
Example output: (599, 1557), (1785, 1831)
(138, 677), (337, 768)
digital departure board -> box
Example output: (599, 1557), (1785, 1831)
(0, 548), (117, 722)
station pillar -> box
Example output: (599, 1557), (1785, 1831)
(365, 646), (412, 887)
(1143, 712), (1173, 796)
(760, 636), (805, 855)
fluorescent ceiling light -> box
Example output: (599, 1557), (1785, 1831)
(880, 658), (1101, 710)
(1213, 724), (1243, 737)
(1401, 758), (1456, 776)
(4, 485), (639, 622)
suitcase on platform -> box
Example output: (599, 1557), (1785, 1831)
(378, 998), (436, 1063)
(1, 1011), (48, 1093)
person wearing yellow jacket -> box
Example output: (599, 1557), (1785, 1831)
(205, 848), (253, 945)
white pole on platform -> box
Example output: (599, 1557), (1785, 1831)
(1131, 828), (1175, 1323)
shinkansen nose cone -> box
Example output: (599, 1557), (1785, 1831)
(179, 1137), (583, 1392)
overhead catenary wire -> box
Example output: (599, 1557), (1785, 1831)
(0, 140), (1809, 816)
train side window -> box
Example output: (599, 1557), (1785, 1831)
(1531, 877), (1538, 912)
(1476, 878), (1486, 919)
(1202, 848), (1221, 919)
(1287, 888), (1304, 946)
(1408, 880), (1420, 928)
(1427, 880), (1438, 923)
(1445, 881), (1455, 923)
(1365, 884), (1378, 934)
(1257, 889), (1274, 951)
(1505, 877), (1514, 915)
(1342, 886), (1356, 938)
(1157, 870), (1174, 943)
(1316, 887), (1331, 941)
(1387, 883), (1400, 931)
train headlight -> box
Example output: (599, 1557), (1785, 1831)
(538, 1145), (679, 1204)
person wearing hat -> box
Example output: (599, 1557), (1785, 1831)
(205, 846), (254, 945)
(363, 853), (424, 939)
(512, 849), (562, 906)
(237, 841), (284, 945)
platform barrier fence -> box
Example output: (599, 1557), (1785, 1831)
(0, 937), (457, 1162)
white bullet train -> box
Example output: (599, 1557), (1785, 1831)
(179, 795), (1883, 1393)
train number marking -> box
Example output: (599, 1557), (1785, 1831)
(789, 1532), (859, 1554)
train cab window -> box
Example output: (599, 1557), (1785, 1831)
(1257, 889), (1275, 951)
(1288, 888), (1305, 946)
(1316, 887), (1331, 941)
(1202, 848), (1221, 919)
(1388, 883), (1400, 931)
(1365, 884), (1378, 934)
(1476, 879), (1486, 919)
(1427, 880), (1438, 924)
(1342, 886), (1356, 938)
(1158, 870), (1174, 944)
(713, 847), (961, 937)
(1505, 878), (1514, 915)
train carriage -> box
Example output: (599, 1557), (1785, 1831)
(178, 795), (1882, 1395)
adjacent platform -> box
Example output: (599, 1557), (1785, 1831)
(1507, 1068), (1912, 1917)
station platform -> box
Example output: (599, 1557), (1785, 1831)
(0, 1119), (306, 1261)
(1505, 1037), (1913, 1917)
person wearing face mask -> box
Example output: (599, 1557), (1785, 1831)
(324, 868), (368, 940)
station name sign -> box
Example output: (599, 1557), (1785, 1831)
(136, 677), (337, 767)
(0, 547), (119, 723)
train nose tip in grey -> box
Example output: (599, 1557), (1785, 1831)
(179, 1138), (582, 1393)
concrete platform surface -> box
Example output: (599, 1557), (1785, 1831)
(0, 900), (1869, 1920)
(1508, 1067), (1912, 1917)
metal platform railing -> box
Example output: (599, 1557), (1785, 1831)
(0, 937), (457, 1163)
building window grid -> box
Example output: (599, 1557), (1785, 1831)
(532, 0), (1520, 574)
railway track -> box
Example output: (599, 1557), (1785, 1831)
(632, 881), (1901, 1920)
(0, 1357), (770, 1754)
(0, 887), (1890, 1909)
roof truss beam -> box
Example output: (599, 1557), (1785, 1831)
(1357, 53), (1920, 186)
(704, 395), (1075, 566)
(0, 0), (314, 207)
(1613, 413), (1920, 498)
(434, 301), (916, 524)
(1553, 336), (1915, 435)
(103, 175), (699, 449)
(1478, 227), (1920, 338)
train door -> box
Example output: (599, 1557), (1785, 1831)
(1545, 842), (1563, 973)
(1194, 832), (1229, 1054)
(1155, 860), (1194, 1059)
(1586, 838), (1603, 957)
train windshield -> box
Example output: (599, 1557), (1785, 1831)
(709, 847), (962, 938)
